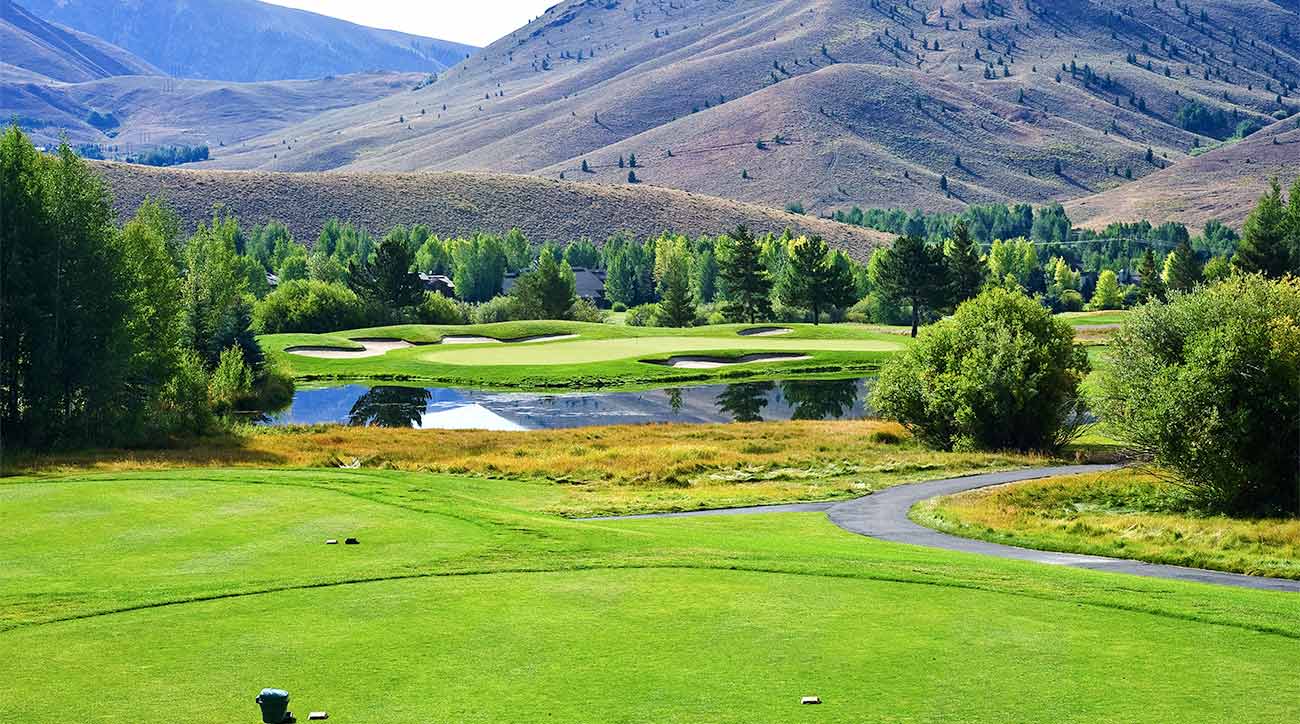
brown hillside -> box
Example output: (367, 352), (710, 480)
(204, 0), (1300, 216)
(1068, 118), (1300, 229)
(94, 163), (891, 257)
(5, 72), (423, 150)
(0, 0), (159, 82)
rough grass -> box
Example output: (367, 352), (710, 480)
(2, 467), (1300, 722)
(917, 469), (1300, 579)
(8, 421), (1042, 517)
(263, 321), (906, 390)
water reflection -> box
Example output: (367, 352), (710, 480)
(348, 386), (432, 428)
(266, 378), (872, 431)
(781, 379), (860, 421)
(715, 382), (773, 423)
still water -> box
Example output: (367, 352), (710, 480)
(263, 378), (874, 431)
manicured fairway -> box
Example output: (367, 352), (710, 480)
(261, 322), (906, 389)
(3, 469), (1299, 722)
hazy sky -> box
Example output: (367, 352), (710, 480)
(263, 1), (558, 47)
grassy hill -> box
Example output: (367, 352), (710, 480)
(94, 163), (892, 253)
(5, 71), (424, 150)
(18, 0), (476, 81)
(0, 0), (159, 82)
(202, 0), (1300, 217)
(1068, 115), (1300, 229)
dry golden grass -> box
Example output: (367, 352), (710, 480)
(919, 470), (1300, 579)
(96, 164), (889, 255)
(10, 421), (1043, 516)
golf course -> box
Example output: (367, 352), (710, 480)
(262, 322), (906, 389)
(5, 463), (1300, 723)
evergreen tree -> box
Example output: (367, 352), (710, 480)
(1136, 248), (1166, 302)
(654, 245), (696, 327)
(944, 220), (985, 305)
(718, 225), (772, 323)
(776, 236), (856, 324)
(348, 236), (424, 311)
(1234, 179), (1292, 277)
(692, 245), (719, 303)
(511, 253), (577, 319)
(1164, 240), (1202, 293)
(875, 235), (949, 337)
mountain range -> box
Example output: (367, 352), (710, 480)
(4, 0), (1298, 243)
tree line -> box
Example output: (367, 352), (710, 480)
(1, 127), (289, 450)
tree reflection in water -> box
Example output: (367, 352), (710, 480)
(716, 382), (774, 423)
(347, 386), (433, 428)
(779, 379), (860, 420)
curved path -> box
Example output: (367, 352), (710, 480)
(587, 465), (1300, 593)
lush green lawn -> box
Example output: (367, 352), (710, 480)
(3, 468), (1299, 722)
(917, 469), (1300, 579)
(1058, 310), (1131, 326)
(261, 321), (906, 389)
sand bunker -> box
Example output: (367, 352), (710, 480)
(286, 338), (414, 358)
(737, 327), (794, 337)
(646, 353), (812, 369)
(439, 333), (579, 345)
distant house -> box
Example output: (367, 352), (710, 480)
(419, 273), (455, 297)
(502, 266), (608, 307)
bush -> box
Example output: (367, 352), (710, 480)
(253, 280), (367, 334)
(155, 349), (214, 437)
(1096, 276), (1300, 515)
(208, 346), (255, 414)
(416, 292), (469, 325)
(625, 303), (658, 327)
(871, 287), (1090, 452)
(611, 301), (628, 313)
(1058, 288), (1085, 312)
(470, 295), (521, 324)
(570, 297), (606, 323)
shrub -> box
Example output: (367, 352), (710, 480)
(1058, 288), (1085, 312)
(571, 297), (606, 323)
(1096, 276), (1300, 515)
(611, 301), (628, 313)
(872, 287), (1090, 452)
(253, 279), (367, 334)
(155, 349), (214, 437)
(208, 346), (255, 414)
(625, 303), (658, 327)
(416, 292), (469, 325)
(470, 295), (520, 324)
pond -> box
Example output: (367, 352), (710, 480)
(262, 378), (875, 431)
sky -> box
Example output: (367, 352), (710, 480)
(262, 1), (559, 47)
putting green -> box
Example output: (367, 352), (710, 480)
(420, 336), (901, 366)
(260, 322), (908, 389)
(2, 469), (1299, 722)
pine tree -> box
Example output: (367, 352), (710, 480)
(1164, 240), (1202, 293)
(654, 246), (696, 327)
(1136, 248), (1166, 302)
(627, 170), (639, 183)
(875, 235), (948, 337)
(945, 220), (985, 305)
(1234, 179), (1291, 277)
(718, 225), (772, 324)
(511, 253), (577, 319)
(776, 237), (855, 324)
